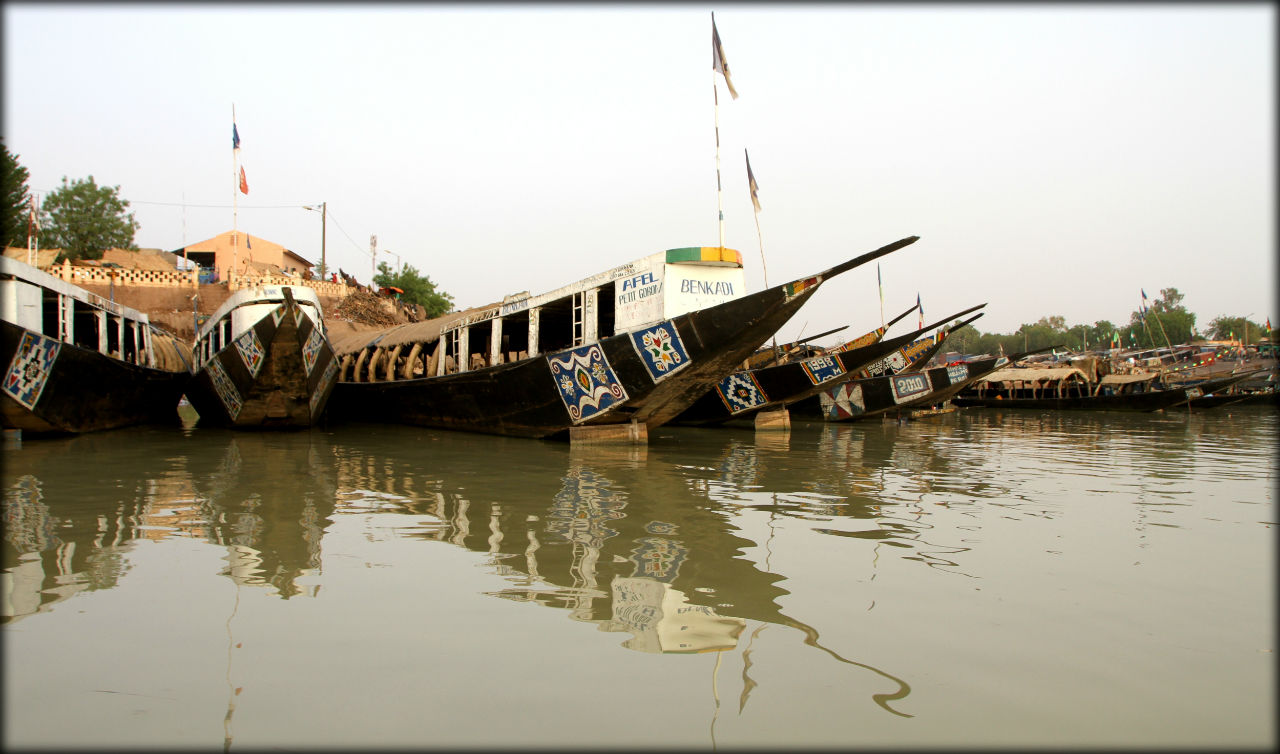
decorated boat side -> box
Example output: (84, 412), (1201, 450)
(808, 347), (1059, 422)
(184, 284), (337, 429)
(672, 306), (985, 426)
(812, 355), (1005, 422)
(325, 236), (921, 441)
(1, 255), (193, 434)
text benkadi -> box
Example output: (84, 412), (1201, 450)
(679, 279), (735, 296)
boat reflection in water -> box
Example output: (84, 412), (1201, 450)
(332, 426), (915, 718)
(4, 420), (916, 718)
(2, 426), (338, 622)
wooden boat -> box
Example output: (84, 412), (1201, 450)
(1188, 389), (1278, 409)
(952, 364), (1264, 412)
(184, 284), (337, 429)
(807, 353), (1008, 422)
(673, 306), (985, 426)
(1, 255), (192, 434)
(325, 236), (921, 440)
(807, 347), (1060, 422)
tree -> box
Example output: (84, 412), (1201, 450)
(1128, 287), (1196, 347)
(2, 141), (33, 247)
(372, 260), (454, 318)
(1207, 315), (1265, 343)
(38, 175), (139, 262)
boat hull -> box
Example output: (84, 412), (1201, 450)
(328, 277), (822, 439)
(2, 320), (190, 434)
(673, 309), (982, 426)
(185, 291), (338, 429)
(805, 356), (1005, 422)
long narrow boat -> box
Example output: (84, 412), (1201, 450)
(952, 365), (1265, 412)
(805, 347), (1057, 422)
(325, 236), (920, 440)
(185, 285), (337, 429)
(671, 306), (985, 426)
(1, 255), (193, 434)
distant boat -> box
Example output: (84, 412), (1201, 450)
(673, 306), (985, 426)
(952, 364), (1265, 412)
(184, 285), (337, 429)
(325, 236), (920, 440)
(1, 255), (192, 434)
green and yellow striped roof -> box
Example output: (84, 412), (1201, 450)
(664, 247), (743, 267)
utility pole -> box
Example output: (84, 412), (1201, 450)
(304, 202), (327, 278)
(370, 234), (377, 284)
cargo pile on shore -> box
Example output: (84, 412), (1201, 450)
(331, 288), (403, 327)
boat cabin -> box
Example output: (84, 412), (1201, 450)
(333, 247), (745, 384)
(966, 366), (1093, 400)
(1, 256), (187, 371)
(193, 285), (326, 370)
(1095, 371), (1160, 396)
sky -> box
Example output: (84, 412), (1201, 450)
(3, 3), (1274, 345)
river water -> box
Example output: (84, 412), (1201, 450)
(3, 406), (1275, 750)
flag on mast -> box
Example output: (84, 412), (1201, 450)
(233, 119), (249, 194)
(917, 293), (924, 330)
(745, 149), (761, 212)
(711, 12), (738, 99)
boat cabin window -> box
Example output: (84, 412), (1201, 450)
(502, 310), (531, 362)
(467, 319), (494, 370)
(40, 289), (61, 339)
(106, 314), (121, 357)
(122, 318), (139, 364)
(597, 282), (616, 340)
(72, 300), (101, 351)
(537, 296), (575, 354)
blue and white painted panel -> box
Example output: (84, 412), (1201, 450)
(630, 321), (690, 383)
(714, 371), (769, 414)
(890, 372), (932, 404)
(3, 332), (60, 410)
(548, 344), (628, 423)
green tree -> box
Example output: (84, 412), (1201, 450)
(38, 175), (139, 262)
(1128, 287), (1196, 347)
(1085, 320), (1116, 350)
(1206, 315), (1265, 343)
(373, 260), (454, 318)
(2, 141), (33, 247)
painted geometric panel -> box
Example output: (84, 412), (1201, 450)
(890, 372), (932, 404)
(207, 358), (243, 419)
(946, 363), (969, 385)
(801, 355), (846, 385)
(819, 383), (865, 421)
(302, 325), (325, 375)
(548, 344), (628, 423)
(310, 357), (338, 415)
(3, 332), (61, 410)
(235, 329), (266, 378)
(271, 304), (286, 327)
(629, 321), (690, 382)
(714, 370), (769, 414)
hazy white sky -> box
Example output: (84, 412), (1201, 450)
(4, 3), (1274, 343)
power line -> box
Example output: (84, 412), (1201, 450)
(128, 199), (310, 209)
